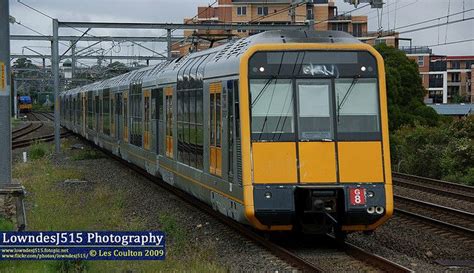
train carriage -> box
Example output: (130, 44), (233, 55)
(18, 96), (32, 113)
(61, 30), (393, 238)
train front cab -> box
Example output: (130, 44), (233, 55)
(240, 44), (393, 234)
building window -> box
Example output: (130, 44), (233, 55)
(257, 6), (268, 16)
(451, 61), (461, 69)
(417, 56), (424, 67)
(237, 6), (247, 16)
(307, 7), (314, 20)
(375, 39), (386, 45)
(331, 23), (348, 32)
(429, 74), (444, 88)
(352, 23), (363, 37)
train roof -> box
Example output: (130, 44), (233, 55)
(62, 30), (361, 96)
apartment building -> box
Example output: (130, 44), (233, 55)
(404, 47), (473, 104)
(446, 56), (474, 103)
(173, 0), (398, 56)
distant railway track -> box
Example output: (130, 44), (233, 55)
(26, 112), (41, 122)
(79, 133), (411, 273)
(12, 123), (44, 142)
(32, 112), (54, 122)
(11, 112), (63, 150)
(392, 172), (474, 202)
(12, 132), (71, 150)
(12, 123), (33, 135)
(394, 195), (474, 238)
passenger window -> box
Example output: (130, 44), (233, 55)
(297, 80), (333, 141)
(250, 79), (294, 141)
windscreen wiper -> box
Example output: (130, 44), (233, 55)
(251, 76), (275, 107)
(337, 76), (359, 122)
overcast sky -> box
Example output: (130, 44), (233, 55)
(8, 0), (474, 67)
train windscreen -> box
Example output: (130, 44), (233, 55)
(249, 51), (381, 142)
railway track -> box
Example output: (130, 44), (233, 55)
(12, 132), (71, 149)
(394, 195), (474, 238)
(80, 134), (411, 273)
(11, 112), (62, 150)
(392, 172), (474, 202)
(12, 123), (44, 142)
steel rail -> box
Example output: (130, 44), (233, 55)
(393, 172), (474, 202)
(326, 235), (413, 273)
(394, 195), (474, 233)
(12, 132), (70, 150)
(12, 123), (44, 141)
(395, 208), (474, 237)
(12, 123), (32, 135)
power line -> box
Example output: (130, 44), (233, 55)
(445, 0), (451, 43)
(427, 38), (474, 48)
(392, 9), (474, 31)
(369, 16), (474, 40)
(17, 0), (54, 19)
(398, 16), (474, 35)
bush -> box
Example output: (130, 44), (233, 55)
(29, 142), (50, 160)
(391, 117), (474, 185)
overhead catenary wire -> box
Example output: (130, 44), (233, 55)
(427, 38), (474, 48)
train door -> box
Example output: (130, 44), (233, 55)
(82, 93), (87, 134)
(151, 88), (163, 154)
(110, 93), (115, 137)
(115, 93), (122, 141)
(165, 87), (173, 158)
(95, 94), (100, 132)
(143, 89), (151, 150)
(123, 91), (129, 142)
(209, 82), (222, 177)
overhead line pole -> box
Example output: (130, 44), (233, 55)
(0, 0), (12, 185)
(0, 0), (26, 231)
(52, 19), (60, 153)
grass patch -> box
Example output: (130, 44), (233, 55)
(0, 216), (15, 231)
(11, 118), (20, 128)
(2, 143), (225, 272)
(29, 142), (50, 160)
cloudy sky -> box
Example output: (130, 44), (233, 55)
(8, 0), (474, 67)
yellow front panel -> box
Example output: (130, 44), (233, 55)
(338, 142), (384, 183)
(299, 142), (337, 183)
(252, 142), (297, 184)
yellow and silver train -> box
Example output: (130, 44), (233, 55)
(61, 30), (393, 238)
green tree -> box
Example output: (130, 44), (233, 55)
(374, 44), (439, 130)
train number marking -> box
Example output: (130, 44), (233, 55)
(349, 188), (366, 206)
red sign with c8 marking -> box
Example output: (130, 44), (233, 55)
(349, 188), (366, 206)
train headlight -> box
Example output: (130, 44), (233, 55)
(361, 66), (367, 72)
(367, 191), (375, 198)
(259, 66), (265, 72)
(264, 192), (272, 199)
(375, 206), (385, 214)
